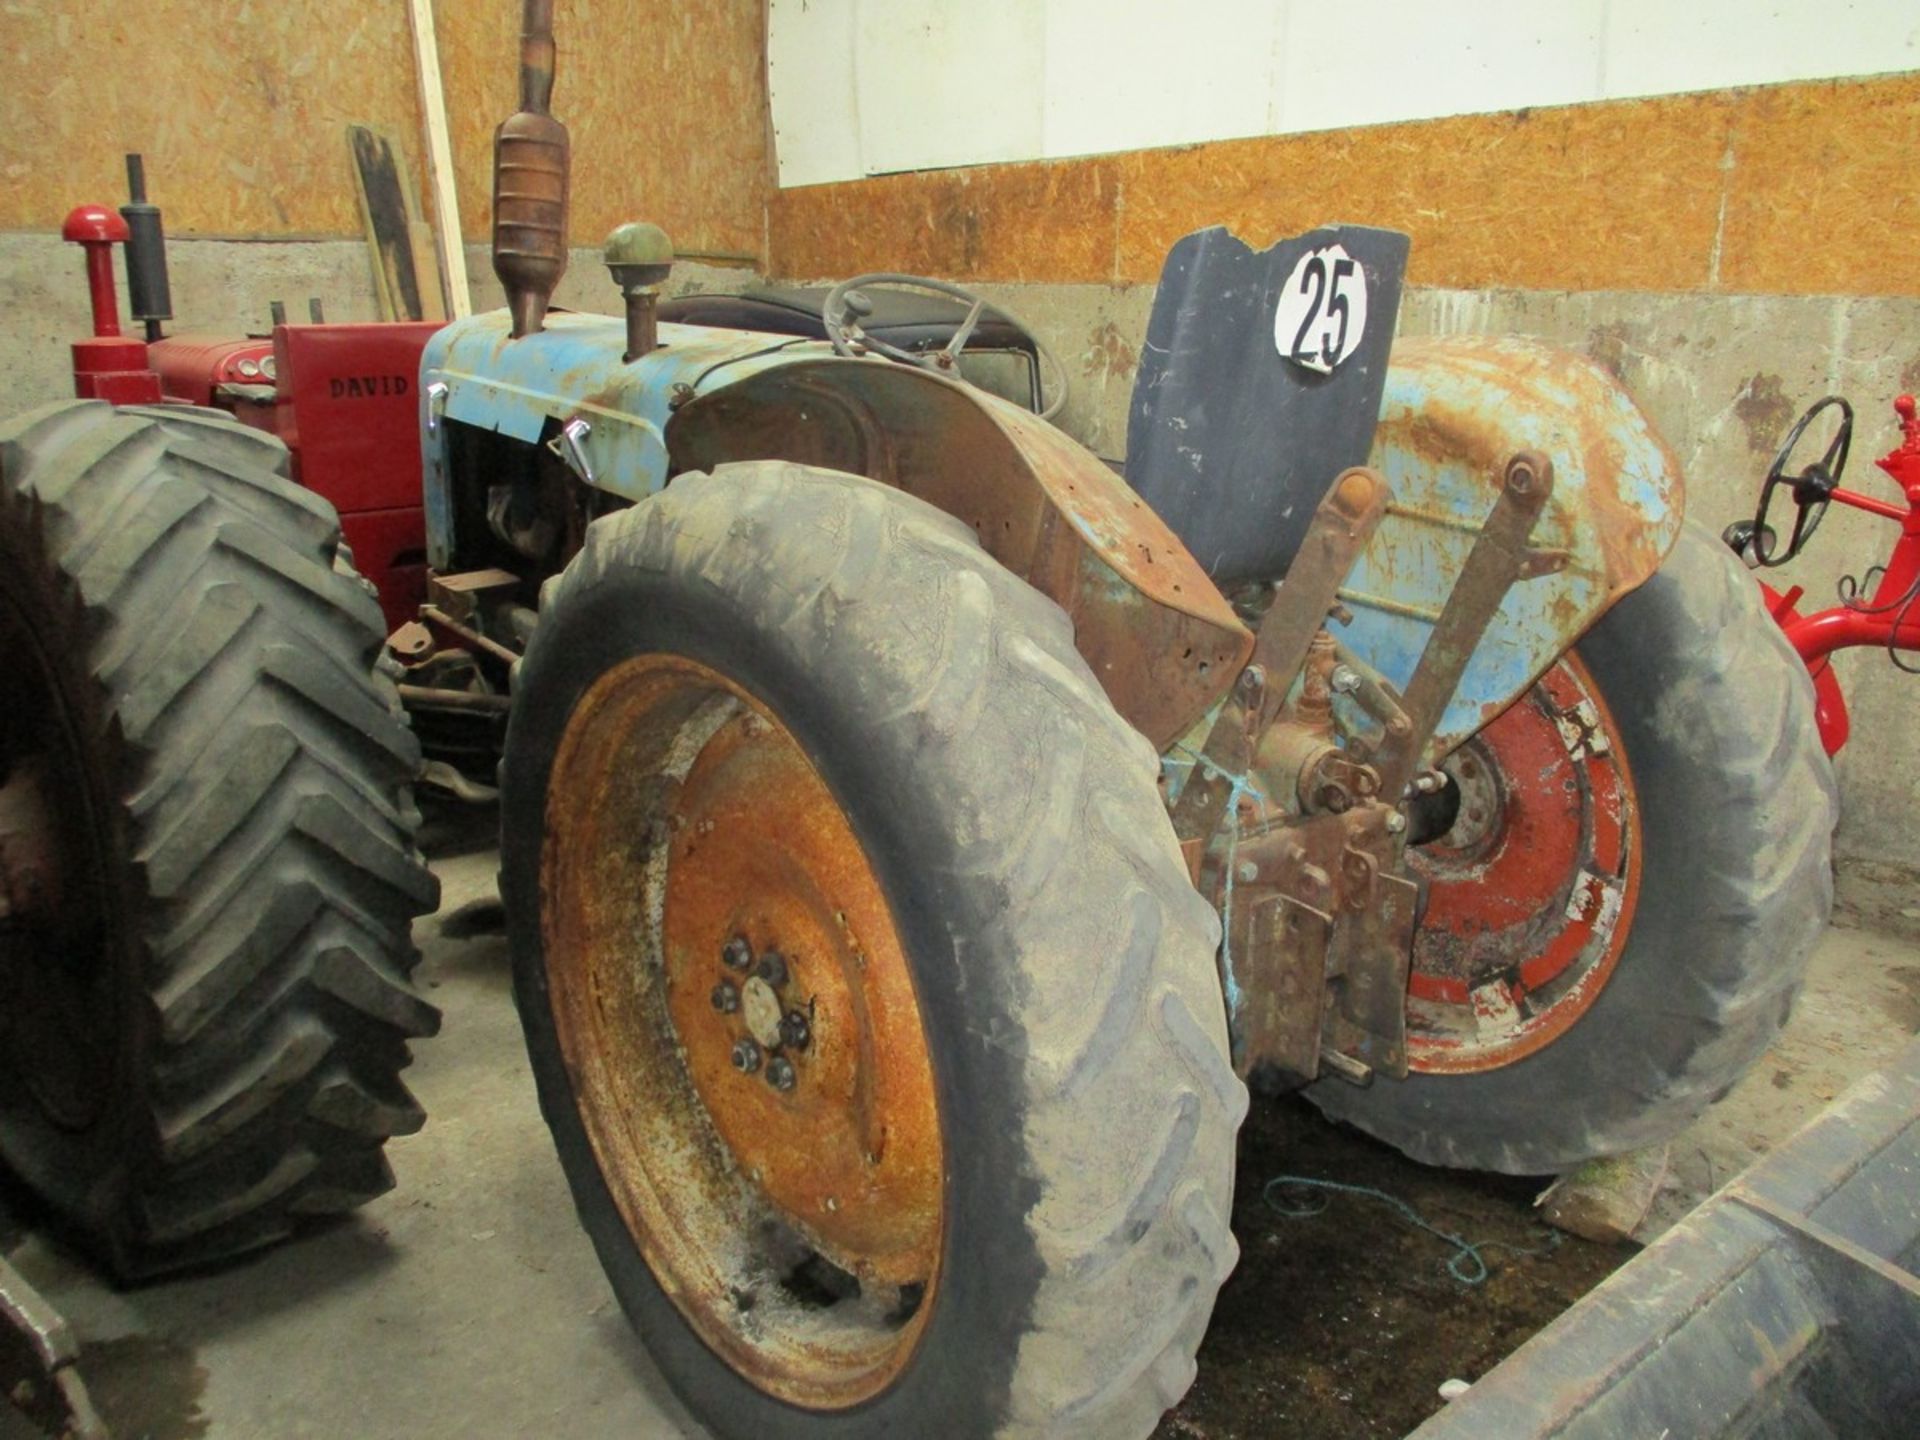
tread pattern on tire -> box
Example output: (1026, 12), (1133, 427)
(550, 461), (1248, 1440)
(1308, 523), (1837, 1172)
(0, 399), (440, 1276)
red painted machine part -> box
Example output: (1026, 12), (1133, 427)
(1403, 654), (1642, 1074)
(63, 204), (163, 405)
(1762, 583), (1852, 755)
(1760, 395), (1920, 757)
(270, 323), (440, 633)
(61, 205), (128, 336)
(70, 338), (164, 405)
(149, 335), (277, 407)
(341, 509), (433, 636)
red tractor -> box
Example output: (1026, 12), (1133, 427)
(1726, 392), (1920, 752)
(2, 6), (1836, 1436)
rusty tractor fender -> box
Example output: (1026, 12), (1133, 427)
(667, 359), (1253, 751)
(1339, 335), (1685, 759)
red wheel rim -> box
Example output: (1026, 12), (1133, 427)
(1403, 654), (1642, 1074)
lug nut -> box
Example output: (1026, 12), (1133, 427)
(765, 1057), (796, 1093)
(1329, 665), (1361, 695)
(779, 1010), (811, 1051)
(756, 950), (789, 987)
(731, 1039), (763, 1074)
(722, 936), (753, 970)
(711, 981), (740, 1014)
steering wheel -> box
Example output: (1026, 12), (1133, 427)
(822, 273), (1068, 421)
(1728, 396), (1853, 568)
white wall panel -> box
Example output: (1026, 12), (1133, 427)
(853, 2), (1046, 176)
(1274, 1), (1606, 135)
(1041, 0), (1278, 158)
(1601, 0), (1920, 99)
(768, 0), (1920, 188)
(766, 0), (863, 188)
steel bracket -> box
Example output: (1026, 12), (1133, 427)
(1220, 450), (1560, 1086)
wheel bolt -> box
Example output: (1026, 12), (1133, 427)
(756, 950), (788, 987)
(779, 1010), (811, 1051)
(731, 1039), (762, 1074)
(711, 981), (739, 1014)
(722, 936), (753, 970)
(765, 1057), (796, 1093)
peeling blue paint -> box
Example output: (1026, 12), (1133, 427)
(418, 308), (855, 562)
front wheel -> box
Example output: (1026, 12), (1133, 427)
(1311, 523), (1837, 1172)
(0, 401), (439, 1277)
(502, 462), (1245, 1439)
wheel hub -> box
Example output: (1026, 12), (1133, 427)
(1403, 655), (1642, 1073)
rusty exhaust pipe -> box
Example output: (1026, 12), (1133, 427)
(493, 0), (569, 338)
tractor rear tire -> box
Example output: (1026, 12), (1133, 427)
(502, 461), (1245, 1440)
(0, 400), (440, 1279)
(1309, 522), (1837, 1172)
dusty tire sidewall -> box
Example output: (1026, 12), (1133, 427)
(503, 562), (1046, 1437)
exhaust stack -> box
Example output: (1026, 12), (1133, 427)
(492, 0), (569, 338)
(120, 155), (173, 344)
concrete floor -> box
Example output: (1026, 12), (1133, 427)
(4, 832), (1916, 1440)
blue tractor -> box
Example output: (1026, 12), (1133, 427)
(0, 3), (1832, 1436)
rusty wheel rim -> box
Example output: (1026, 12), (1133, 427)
(0, 585), (113, 1131)
(1403, 654), (1643, 1073)
(543, 654), (944, 1409)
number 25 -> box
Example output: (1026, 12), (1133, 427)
(1291, 256), (1358, 366)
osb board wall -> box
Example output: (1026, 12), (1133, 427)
(769, 72), (1920, 297)
(435, 1), (769, 260)
(0, 1), (770, 262)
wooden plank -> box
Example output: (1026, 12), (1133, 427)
(407, 0), (471, 318)
(409, 218), (449, 322)
(347, 124), (434, 322)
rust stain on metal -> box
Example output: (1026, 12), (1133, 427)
(667, 361), (1251, 748)
(541, 654), (941, 1410)
(1379, 336), (1679, 592)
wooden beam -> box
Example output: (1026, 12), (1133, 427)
(408, 0), (471, 319)
(348, 125), (413, 321)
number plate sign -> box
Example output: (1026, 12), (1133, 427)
(1274, 243), (1368, 374)
(1127, 224), (1410, 585)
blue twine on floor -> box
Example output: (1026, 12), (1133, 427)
(1263, 1175), (1560, 1286)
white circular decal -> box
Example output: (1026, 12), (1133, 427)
(1272, 243), (1368, 374)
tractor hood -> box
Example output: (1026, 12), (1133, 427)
(421, 307), (844, 510)
(416, 304), (1255, 752)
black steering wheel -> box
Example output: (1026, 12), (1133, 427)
(1726, 396), (1853, 568)
(822, 273), (1068, 421)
